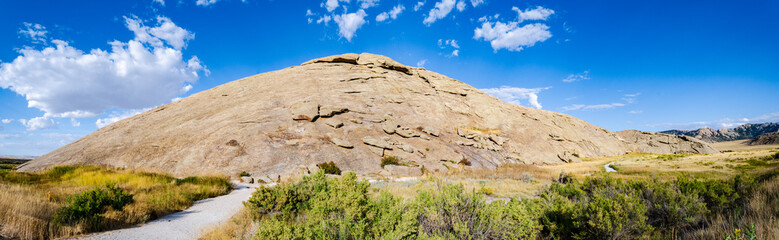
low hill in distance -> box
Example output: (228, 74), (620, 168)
(19, 53), (718, 179)
(661, 122), (779, 143)
(748, 132), (779, 145)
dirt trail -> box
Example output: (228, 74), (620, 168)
(78, 182), (263, 240)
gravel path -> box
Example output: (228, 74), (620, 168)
(78, 182), (262, 240)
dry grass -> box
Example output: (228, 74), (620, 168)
(683, 177), (779, 239)
(0, 165), (230, 240)
(199, 207), (258, 240)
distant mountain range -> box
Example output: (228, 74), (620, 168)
(660, 122), (779, 143)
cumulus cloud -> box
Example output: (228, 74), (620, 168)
(358, 0), (380, 9)
(481, 86), (550, 109)
(470, 0), (483, 7)
(474, 6), (554, 52)
(514, 6), (555, 22)
(96, 108), (150, 128)
(333, 9), (368, 41)
(414, 1), (426, 11)
(154, 0), (165, 6)
(0, 16), (205, 123)
(196, 0), (219, 6)
(563, 70), (590, 83)
(450, 49), (459, 56)
(562, 103), (625, 111)
(376, 13), (389, 22)
(18, 22), (48, 43)
(1, 119), (12, 124)
(323, 0), (349, 12)
(317, 15), (332, 25)
(423, 0), (456, 25)
(456, 1), (466, 11)
(19, 117), (56, 131)
(628, 110), (643, 114)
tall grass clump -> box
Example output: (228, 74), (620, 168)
(0, 165), (230, 240)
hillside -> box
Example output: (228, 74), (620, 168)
(661, 122), (779, 143)
(19, 53), (717, 179)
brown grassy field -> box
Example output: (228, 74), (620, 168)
(0, 165), (231, 240)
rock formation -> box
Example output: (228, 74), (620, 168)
(616, 130), (719, 154)
(19, 53), (719, 178)
(661, 122), (779, 143)
(748, 132), (779, 145)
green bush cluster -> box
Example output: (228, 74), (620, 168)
(316, 161), (341, 175)
(53, 184), (134, 228)
(245, 170), (773, 240)
(244, 171), (539, 239)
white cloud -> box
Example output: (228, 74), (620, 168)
(470, 0), (483, 7)
(96, 108), (150, 128)
(628, 110), (643, 114)
(438, 39), (459, 48)
(0, 134), (21, 139)
(323, 0), (349, 12)
(1, 119), (12, 124)
(388, 5), (405, 19)
(562, 103), (625, 111)
(19, 117), (56, 131)
(474, 6), (554, 52)
(70, 118), (80, 127)
(475, 22), (551, 52)
(651, 112), (779, 130)
(317, 15), (332, 25)
(562, 70), (590, 83)
(196, 0), (219, 6)
(513, 6), (555, 22)
(481, 86), (550, 109)
(18, 22), (47, 43)
(438, 39), (460, 57)
(358, 0), (380, 9)
(416, 59), (427, 67)
(333, 9), (368, 41)
(376, 13), (389, 22)
(622, 92), (641, 103)
(0, 16), (205, 121)
(154, 0), (165, 6)
(414, 1), (426, 11)
(306, 9), (315, 16)
(423, 0), (456, 26)
(456, 1), (466, 11)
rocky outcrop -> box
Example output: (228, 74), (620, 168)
(19, 53), (719, 178)
(661, 122), (779, 143)
(748, 132), (779, 145)
(616, 130), (719, 154)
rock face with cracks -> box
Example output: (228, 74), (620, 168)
(19, 53), (719, 178)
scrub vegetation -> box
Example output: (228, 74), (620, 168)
(0, 165), (230, 240)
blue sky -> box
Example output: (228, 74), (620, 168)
(1, 0), (778, 156)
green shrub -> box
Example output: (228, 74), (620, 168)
(53, 184), (133, 228)
(381, 156), (401, 168)
(316, 161), (341, 175)
(239, 171), (250, 177)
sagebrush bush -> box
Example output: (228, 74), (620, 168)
(53, 184), (133, 228)
(316, 161), (341, 175)
(381, 156), (401, 168)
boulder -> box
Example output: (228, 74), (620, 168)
(362, 137), (393, 149)
(290, 101), (319, 121)
(323, 118), (344, 128)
